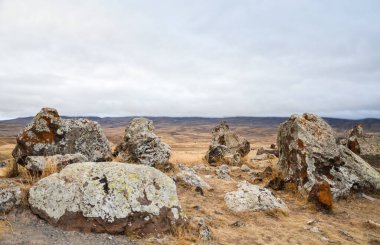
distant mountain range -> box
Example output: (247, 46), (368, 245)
(1, 116), (380, 137)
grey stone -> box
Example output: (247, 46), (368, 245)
(113, 118), (171, 167)
(277, 113), (380, 199)
(205, 121), (250, 166)
(0, 179), (22, 213)
(28, 162), (184, 236)
(12, 108), (112, 164)
(224, 181), (287, 212)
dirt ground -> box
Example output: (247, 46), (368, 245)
(1, 122), (380, 244)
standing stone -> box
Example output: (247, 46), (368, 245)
(12, 108), (112, 164)
(277, 113), (380, 200)
(347, 124), (380, 166)
(205, 121), (250, 166)
(25, 153), (88, 173)
(28, 162), (184, 236)
(113, 118), (171, 167)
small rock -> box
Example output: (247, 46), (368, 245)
(240, 164), (251, 172)
(230, 220), (245, 227)
(309, 226), (320, 233)
(174, 165), (211, 190)
(368, 220), (380, 229)
(216, 164), (230, 179)
(224, 181), (287, 212)
(307, 219), (317, 225)
(256, 146), (279, 157)
(252, 153), (276, 161)
(0, 179), (22, 213)
(338, 229), (354, 241)
(362, 193), (376, 201)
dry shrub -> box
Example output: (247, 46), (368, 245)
(41, 159), (59, 178)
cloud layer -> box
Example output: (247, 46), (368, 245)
(0, 0), (379, 119)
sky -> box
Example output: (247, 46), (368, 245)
(0, 0), (379, 120)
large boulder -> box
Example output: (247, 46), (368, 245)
(277, 113), (380, 199)
(347, 124), (380, 166)
(205, 121), (250, 166)
(0, 179), (22, 213)
(224, 181), (287, 212)
(113, 118), (171, 167)
(12, 108), (112, 164)
(28, 162), (184, 236)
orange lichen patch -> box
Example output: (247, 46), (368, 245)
(297, 139), (304, 149)
(308, 181), (333, 211)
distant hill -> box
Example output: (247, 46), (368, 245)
(1, 116), (379, 138)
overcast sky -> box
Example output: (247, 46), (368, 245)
(0, 0), (379, 120)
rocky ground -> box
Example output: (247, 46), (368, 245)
(1, 117), (380, 245)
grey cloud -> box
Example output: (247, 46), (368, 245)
(0, 0), (379, 119)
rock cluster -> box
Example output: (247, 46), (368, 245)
(347, 124), (380, 166)
(205, 121), (250, 166)
(224, 181), (287, 212)
(277, 113), (380, 200)
(12, 108), (112, 165)
(29, 162), (184, 236)
(113, 118), (171, 167)
(0, 179), (22, 213)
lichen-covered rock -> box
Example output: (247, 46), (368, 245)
(216, 164), (230, 179)
(174, 165), (211, 190)
(28, 162), (184, 236)
(347, 124), (380, 166)
(12, 108), (112, 164)
(205, 121), (250, 166)
(0, 180), (22, 213)
(257, 146), (279, 157)
(277, 113), (380, 199)
(113, 118), (171, 167)
(224, 181), (287, 212)
(25, 153), (88, 173)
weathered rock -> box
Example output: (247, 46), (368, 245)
(224, 181), (287, 212)
(113, 118), (171, 167)
(25, 153), (88, 173)
(257, 146), (279, 157)
(240, 164), (251, 172)
(0, 180), (22, 213)
(191, 217), (213, 241)
(252, 153), (276, 161)
(216, 164), (230, 179)
(347, 124), (380, 166)
(277, 113), (380, 199)
(12, 108), (112, 164)
(174, 165), (211, 190)
(0, 159), (18, 178)
(28, 162), (184, 236)
(205, 121), (250, 166)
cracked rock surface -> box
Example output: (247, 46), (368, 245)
(113, 118), (171, 167)
(12, 108), (112, 164)
(277, 113), (380, 199)
(29, 162), (184, 236)
(205, 121), (250, 166)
